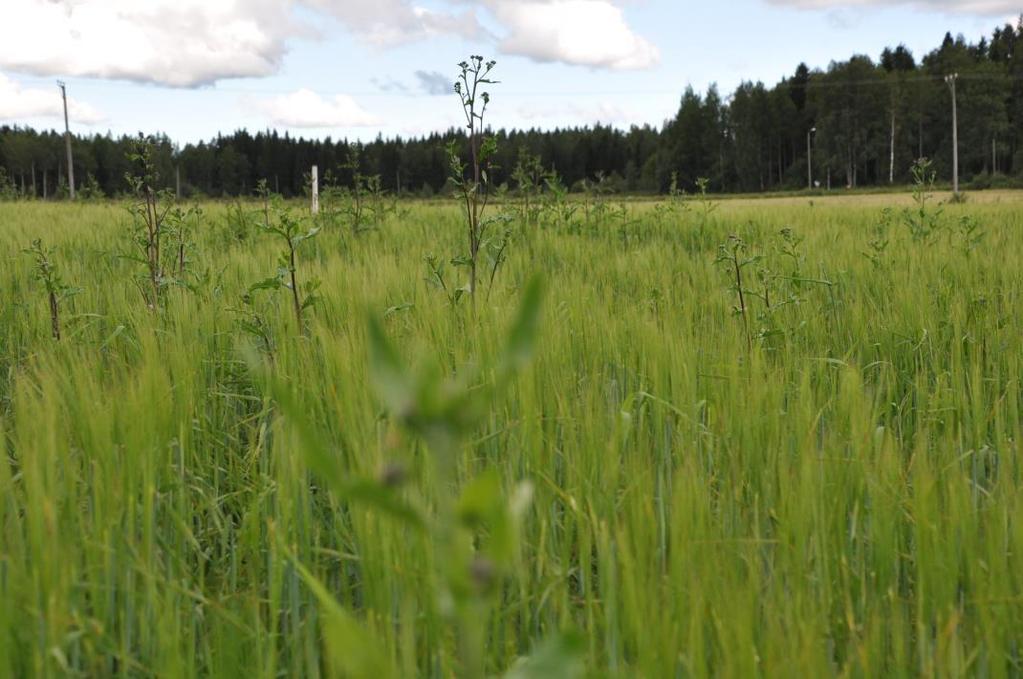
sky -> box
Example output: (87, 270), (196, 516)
(0, 0), (1019, 143)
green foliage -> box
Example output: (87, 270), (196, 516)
(955, 214), (984, 255)
(77, 173), (105, 201)
(904, 158), (944, 242)
(23, 239), (78, 340)
(124, 134), (177, 308)
(363, 276), (547, 676)
(4, 194), (1023, 677)
(691, 176), (719, 228)
(447, 55), (509, 302)
(252, 201), (321, 330)
(865, 207), (894, 266)
(0, 167), (19, 200)
(319, 149), (396, 236)
(511, 148), (548, 227)
(716, 234), (757, 352)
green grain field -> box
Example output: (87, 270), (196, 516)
(2, 190), (1023, 677)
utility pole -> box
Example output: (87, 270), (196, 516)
(945, 73), (959, 196)
(806, 126), (816, 191)
(57, 81), (75, 200)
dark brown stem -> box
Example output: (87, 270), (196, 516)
(732, 252), (751, 353)
(48, 291), (60, 340)
(288, 241), (302, 328)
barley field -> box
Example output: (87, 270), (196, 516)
(2, 191), (1023, 677)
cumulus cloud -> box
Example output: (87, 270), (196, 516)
(489, 0), (660, 70)
(306, 0), (486, 45)
(765, 0), (1022, 15)
(311, 0), (659, 69)
(0, 72), (105, 124)
(0, 0), (658, 89)
(0, 0), (300, 87)
(517, 100), (644, 127)
(253, 89), (380, 128)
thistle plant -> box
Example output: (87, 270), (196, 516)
(449, 55), (501, 302)
(255, 277), (580, 678)
(904, 158), (943, 243)
(956, 215), (984, 256)
(653, 171), (690, 220)
(252, 205), (321, 330)
(716, 234), (758, 353)
(166, 204), (202, 281)
(692, 176), (718, 231)
(581, 172), (615, 229)
(483, 225), (513, 302)
(865, 208), (894, 267)
(24, 239), (78, 340)
(235, 291), (277, 361)
(256, 178), (272, 230)
(511, 148), (547, 228)
(125, 135), (174, 309)
(424, 254), (467, 309)
(542, 171), (577, 229)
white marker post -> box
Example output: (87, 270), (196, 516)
(311, 165), (320, 215)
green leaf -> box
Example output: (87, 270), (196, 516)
(248, 276), (283, 294)
(505, 631), (584, 679)
(499, 275), (544, 378)
(367, 315), (415, 419)
(284, 547), (397, 679)
(457, 470), (503, 528)
(383, 303), (414, 317)
(247, 351), (424, 529)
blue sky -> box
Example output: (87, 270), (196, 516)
(0, 0), (1018, 143)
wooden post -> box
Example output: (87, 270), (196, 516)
(311, 165), (319, 215)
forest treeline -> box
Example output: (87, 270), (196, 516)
(2, 22), (1021, 198)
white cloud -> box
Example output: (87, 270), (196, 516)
(0, 72), (104, 124)
(305, 0), (486, 45)
(489, 0), (660, 70)
(765, 0), (1022, 15)
(0, 0), (658, 89)
(253, 89), (380, 128)
(517, 100), (644, 127)
(0, 0), (297, 87)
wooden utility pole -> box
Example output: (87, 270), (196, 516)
(57, 81), (75, 200)
(945, 73), (959, 196)
(310, 165), (319, 215)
